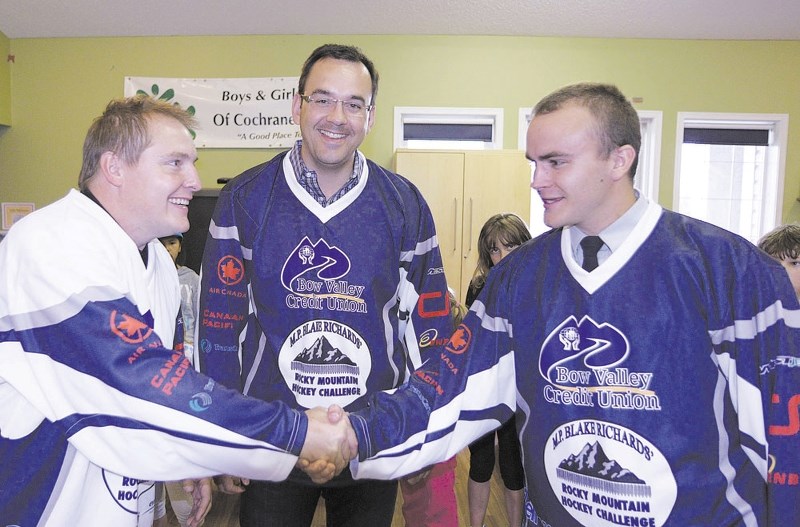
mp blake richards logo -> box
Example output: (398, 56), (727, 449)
(281, 236), (366, 314)
(544, 420), (676, 526)
(278, 319), (371, 408)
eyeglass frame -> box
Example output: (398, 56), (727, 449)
(299, 94), (374, 117)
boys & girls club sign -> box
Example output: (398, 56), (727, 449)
(124, 77), (300, 148)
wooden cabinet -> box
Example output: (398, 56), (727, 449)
(394, 149), (532, 301)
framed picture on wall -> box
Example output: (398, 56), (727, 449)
(1, 202), (35, 232)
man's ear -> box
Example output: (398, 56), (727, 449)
(611, 145), (636, 181)
(98, 151), (124, 187)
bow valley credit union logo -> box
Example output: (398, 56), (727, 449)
(539, 316), (661, 411)
(281, 236), (366, 313)
(278, 319), (371, 408)
(545, 419), (677, 526)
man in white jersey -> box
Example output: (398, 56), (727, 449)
(344, 83), (800, 526)
(0, 96), (354, 527)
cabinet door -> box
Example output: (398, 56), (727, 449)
(394, 151), (465, 296)
(461, 151), (532, 298)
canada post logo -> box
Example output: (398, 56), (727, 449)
(217, 255), (244, 286)
(110, 310), (153, 344)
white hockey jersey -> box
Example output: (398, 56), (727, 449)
(0, 190), (305, 526)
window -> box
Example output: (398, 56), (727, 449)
(394, 107), (504, 150)
(673, 113), (788, 244)
(519, 108), (663, 236)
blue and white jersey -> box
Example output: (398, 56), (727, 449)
(350, 199), (800, 526)
(0, 190), (305, 526)
(197, 151), (453, 485)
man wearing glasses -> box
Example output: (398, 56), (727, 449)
(197, 44), (452, 526)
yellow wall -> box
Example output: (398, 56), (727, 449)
(2, 35), (800, 220)
(0, 30), (10, 125)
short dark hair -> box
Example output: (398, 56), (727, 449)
(533, 83), (641, 178)
(79, 96), (197, 190)
(758, 224), (800, 260)
(298, 44), (379, 106)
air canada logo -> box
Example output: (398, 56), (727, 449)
(446, 324), (471, 355)
(281, 237), (367, 314)
(278, 319), (371, 407)
(217, 255), (244, 286)
(545, 419), (676, 526)
(110, 310), (153, 344)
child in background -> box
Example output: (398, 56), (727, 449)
(157, 234), (202, 527)
(465, 213), (531, 527)
(398, 289), (465, 527)
(758, 223), (800, 300)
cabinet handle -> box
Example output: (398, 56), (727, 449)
(464, 198), (473, 259)
(452, 198), (458, 254)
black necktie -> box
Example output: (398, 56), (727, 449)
(580, 236), (604, 272)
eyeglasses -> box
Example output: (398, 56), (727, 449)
(299, 94), (373, 117)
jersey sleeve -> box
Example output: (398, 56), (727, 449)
(196, 184), (252, 391)
(396, 179), (456, 375)
(747, 262), (800, 525)
(348, 258), (518, 480)
(0, 223), (304, 483)
(707, 242), (800, 526)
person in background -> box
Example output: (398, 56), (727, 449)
(346, 82), (800, 526)
(0, 95), (354, 527)
(158, 233), (203, 526)
(197, 43), (453, 527)
(465, 213), (530, 527)
(398, 289), (465, 527)
(758, 223), (800, 300)
(159, 233), (201, 363)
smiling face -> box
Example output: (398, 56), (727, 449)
(292, 57), (375, 183)
(115, 115), (200, 248)
(526, 102), (635, 235)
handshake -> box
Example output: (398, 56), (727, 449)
(297, 405), (358, 484)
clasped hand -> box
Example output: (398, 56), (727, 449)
(296, 405), (358, 484)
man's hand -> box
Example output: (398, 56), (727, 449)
(181, 478), (213, 527)
(297, 405), (358, 484)
(214, 475), (250, 494)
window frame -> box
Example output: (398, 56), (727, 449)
(673, 112), (789, 239)
(393, 107), (504, 151)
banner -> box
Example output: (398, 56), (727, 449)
(124, 77), (300, 148)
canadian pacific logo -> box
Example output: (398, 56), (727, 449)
(539, 316), (661, 411)
(281, 236), (366, 313)
(545, 420), (676, 526)
(278, 319), (371, 408)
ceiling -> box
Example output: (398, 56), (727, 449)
(1, 0), (799, 40)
